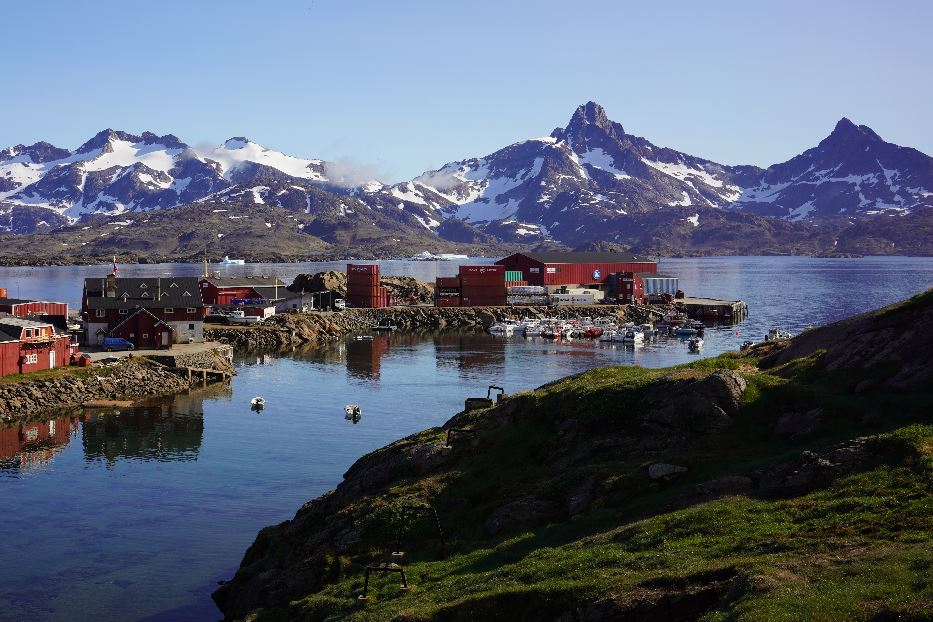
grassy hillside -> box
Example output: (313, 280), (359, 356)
(214, 291), (933, 621)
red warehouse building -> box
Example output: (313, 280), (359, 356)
(199, 276), (286, 306)
(495, 252), (657, 289)
(0, 297), (69, 320)
(0, 317), (73, 378)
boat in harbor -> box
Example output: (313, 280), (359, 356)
(766, 327), (794, 341)
(621, 328), (644, 345)
(687, 337), (704, 352)
(673, 326), (696, 336)
(219, 256), (245, 265)
(488, 320), (520, 335)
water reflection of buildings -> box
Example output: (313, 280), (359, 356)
(345, 336), (390, 380)
(81, 383), (229, 465)
(0, 417), (79, 470)
(434, 333), (507, 378)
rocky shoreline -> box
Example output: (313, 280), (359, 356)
(204, 304), (670, 350)
(0, 358), (219, 426)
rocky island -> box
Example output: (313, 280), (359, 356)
(213, 289), (933, 621)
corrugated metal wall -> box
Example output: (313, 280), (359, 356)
(642, 277), (680, 294)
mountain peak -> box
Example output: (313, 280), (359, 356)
(551, 101), (625, 142)
(824, 117), (883, 146)
(224, 137), (252, 149)
(76, 129), (142, 153)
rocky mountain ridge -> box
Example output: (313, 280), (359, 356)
(2, 103), (931, 256)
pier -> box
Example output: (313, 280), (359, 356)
(678, 297), (748, 324)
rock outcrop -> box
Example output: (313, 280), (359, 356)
(0, 359), (201, 425)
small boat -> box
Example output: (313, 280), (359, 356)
(488, 320), (519, 335)
(621, 329), (644, 345)
(219, 255), (245, 265)
(584, 327), (603, 338)
(540, 325), (562, 339)
(228, 312), (261, 325)
(598, 330), (616, 342)
(250, 396), (266, 410)
(673, 326), (696, 336)
(687, 337), (703, 352)
(740, 340), (755, 351)
(372, 324), (396, 332)
(766, 327), (794, 341)
(354, 335), (374, 341)
(344, 403), (362, 424)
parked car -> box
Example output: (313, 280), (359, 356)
(334, 298), (347, 310)
(102, 337), (135, 352)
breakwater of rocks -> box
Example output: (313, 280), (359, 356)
(204, 304), (670, 351)
(0, 359), (206, 425)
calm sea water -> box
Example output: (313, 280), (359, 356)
(1, 256), (931, 621)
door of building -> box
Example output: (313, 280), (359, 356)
(161, 331), (169, 347)
(49, 350), (55, 369)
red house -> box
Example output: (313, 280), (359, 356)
(82, 274), (206, 348)
(0, 317), (73, 378)
(495, 252), (657, 289)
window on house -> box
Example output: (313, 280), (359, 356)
(96, 309), (105, 318)
(25, 354), (38, 364)
(129, 332), (135, 338)
(24, 329), (32, 338)
(119, 308), (128, 315)
(165, 308), (174, 314)
(188, 323), (195, 330)
(201, 282), (209, 288)
(142, 333), (149, 339)
(187, 307), (196, 313)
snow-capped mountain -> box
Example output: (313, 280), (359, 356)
(367, 102), (932, 245)
(0, 129), (383, 232)
(2, 103), (931, 253)
(732, 118), (933, 221)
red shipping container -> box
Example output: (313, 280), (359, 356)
(436, 298), (460, 307)
(459, 265), (504, 275)
(460, 285), (506, 294)
(435, 277), (460, 287)
(348, 286), (380, 298)
(458, 275), (505, 287)
(348, 274), (381, 287)
(347, 263), (380, 276)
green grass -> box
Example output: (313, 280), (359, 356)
(265, 426), (933, 621)
(228, 347), (933, 622)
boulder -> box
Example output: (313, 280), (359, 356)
(484, 496), (562, 535)
(773, 408), (824, 440)
(648, 463), (689, 480)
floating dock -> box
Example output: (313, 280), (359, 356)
(678, 297), (748, 324)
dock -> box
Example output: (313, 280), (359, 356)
(678, 297), (748, 323)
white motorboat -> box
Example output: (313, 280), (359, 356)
(228, 312), (261, 325)
(219, 255), (245, 265)
(687, 337), (704, 352)
(250, 396), (266, 409)
(599, 330), (617, 343)
(488, 320), (520, 335)
(766, 327), (794, 341)
(621, 328), (644, 345)
(344, 403), (362, 423)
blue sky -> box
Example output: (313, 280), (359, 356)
(2, 0), (931, 182)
